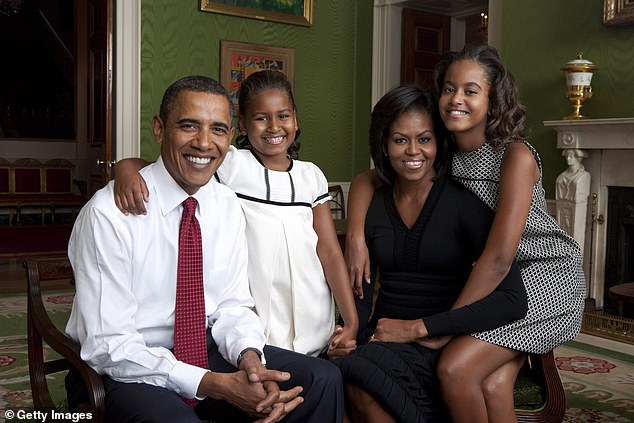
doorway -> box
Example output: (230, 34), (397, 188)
(0, 0), (114, 197)
(400, 8), (451, 89)
(371, 0), (497, 106)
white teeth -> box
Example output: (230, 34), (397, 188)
(449, 110), (468, 116)
(265, 136), (284, 144)
(404, 161), (422, 167)
(186, 156), (211, 164)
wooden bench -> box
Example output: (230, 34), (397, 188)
(0, 158), (86, 226)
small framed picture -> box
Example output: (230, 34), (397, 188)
(220, 40), (295, 113)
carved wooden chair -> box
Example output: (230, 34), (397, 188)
(328, 184), (346, 220)
(25, 256), (105, 422)
(515, 350), (566, 422)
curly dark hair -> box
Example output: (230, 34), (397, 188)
(235, 70), (301, 159)
(370, 85), (450, 186)
(433, 43), (526, 147)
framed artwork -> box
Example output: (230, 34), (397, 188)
(603, 0), (634, 25)
(220, 40), (295, 113)
(200, 0), (313, 27)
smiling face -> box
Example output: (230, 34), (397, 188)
(238, 88), (298, 170)
(386, 109), (437, 184)
(154, 90), (233, 195)
(439, 59), (490, 150)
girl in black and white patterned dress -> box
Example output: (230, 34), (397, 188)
(346, 44), (585, 423)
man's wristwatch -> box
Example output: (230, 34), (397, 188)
(237, 347), (266, 367)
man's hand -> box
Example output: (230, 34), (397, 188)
(254, 381), (304, 423)
(237, 351), (299, 413)
(198, 366), (303, 422)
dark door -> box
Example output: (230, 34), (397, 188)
(400, 8), (451, 89)
(87, 0), (115, 195)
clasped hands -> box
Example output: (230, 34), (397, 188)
(198, 350), (303, 423)
(370, 318), (452, 350)
(326, 325), (357, 358)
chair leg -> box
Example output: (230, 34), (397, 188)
(516, 351), (566, 423)
(27, 303), (56, 410)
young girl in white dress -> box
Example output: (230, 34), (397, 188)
(114, 70), (358, 358)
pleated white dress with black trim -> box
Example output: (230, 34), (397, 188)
(216, 146), (335, 357)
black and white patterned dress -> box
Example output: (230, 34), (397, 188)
(451, 141), (586, 354)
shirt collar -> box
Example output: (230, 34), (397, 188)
(149, 156), (210, 216)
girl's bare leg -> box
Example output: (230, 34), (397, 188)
(437, 335), (522, 423)
(482, 352), (526, 423)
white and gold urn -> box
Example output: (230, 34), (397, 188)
(561, 53), (598, 120)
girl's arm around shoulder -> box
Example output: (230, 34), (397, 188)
(113, 158), (152, 215)
(345, 169), (382, 296)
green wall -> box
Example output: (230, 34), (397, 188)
(139, 0), (373, 182)
(500, 0), (634, 197)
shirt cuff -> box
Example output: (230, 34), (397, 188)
(167, 361), (209, 399)
(225, 337), (266, 367)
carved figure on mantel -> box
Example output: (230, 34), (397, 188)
(556, 149), (591, 254)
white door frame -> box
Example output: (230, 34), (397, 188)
(116, 0), (141, 160)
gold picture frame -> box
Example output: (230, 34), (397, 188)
(200, 0), (313, 27)
(603, 0), (634, 25)
(220, 40), (295, 114)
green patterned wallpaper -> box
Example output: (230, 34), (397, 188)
(501, 0), (634, 197)
(139, 0), (373, 182)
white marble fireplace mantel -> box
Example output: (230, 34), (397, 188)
(544, 117), (634, 150)
(544, 117), (634, 309)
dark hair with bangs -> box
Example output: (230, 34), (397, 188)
(433, 43), (527, 147)
(235, 70), (301, 159)
(370, 85), (450, 186)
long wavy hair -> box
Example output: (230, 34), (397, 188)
(235, 70), (301, 159)
(369, 85), (450, 186)
(433, 43), (527, 147)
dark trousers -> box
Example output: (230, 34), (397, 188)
(66, 338), (344, 423)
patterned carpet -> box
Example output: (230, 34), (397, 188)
(1, 291), (633, 422)
(557, 340), (634, 422)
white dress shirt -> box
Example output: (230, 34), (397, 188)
(66, 157), (266, 399)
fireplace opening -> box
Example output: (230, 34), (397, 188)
(603, 186), (634, 318)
